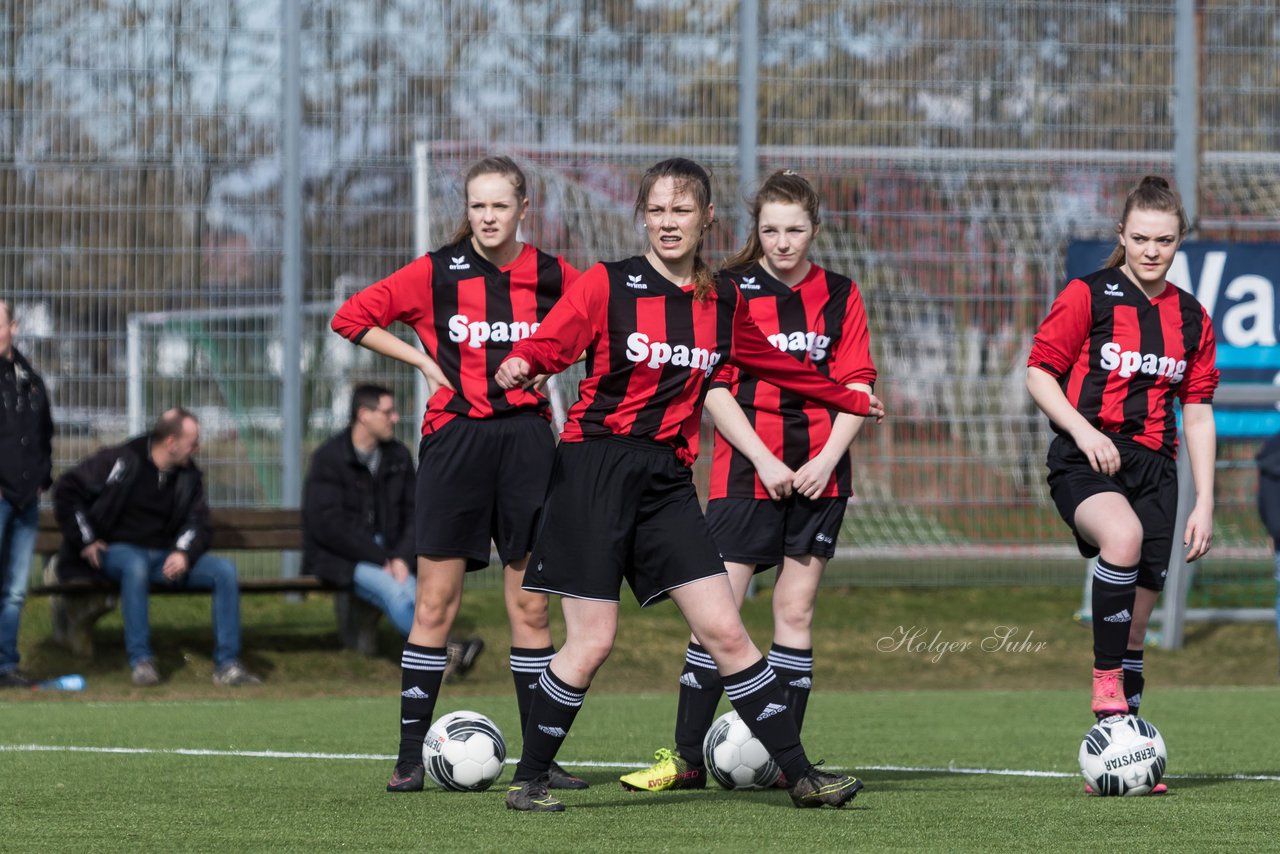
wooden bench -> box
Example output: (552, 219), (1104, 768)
(30, 508), (384, 657)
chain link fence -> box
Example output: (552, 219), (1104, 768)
(3, 1), (1277, 591)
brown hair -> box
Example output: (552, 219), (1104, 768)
(721, 169), (821, 273)
(449, 155), (529, 245)
(634, 158), (716, 301)
(151, 407), (198, 441)
(1105, 175), (1190, 268)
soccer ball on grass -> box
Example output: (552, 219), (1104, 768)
(1078, 714), (1167, 797)
(423, 710), (507, 791)
(703, 710), (782, 790)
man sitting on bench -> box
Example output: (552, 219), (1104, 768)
(52, 407), (261, 687)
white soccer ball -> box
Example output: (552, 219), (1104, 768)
(1079, 714), (1167, 797)
(423, 710), (507, 792)
(703, 710), (782, 790)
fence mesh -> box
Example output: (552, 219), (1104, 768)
(3, 0), (1278, 593)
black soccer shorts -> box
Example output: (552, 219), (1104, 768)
(523, 435), (727, 606)
(1046, 435), (1178, 591)
(705, 495), (846, 571)
(415, 413), (555, 570)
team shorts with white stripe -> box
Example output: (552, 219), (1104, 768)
(705, 495), (846, 571)
(522, 436), (727, 606)
(415, 413), (555, 570)
(1046, 434), (1177, 591)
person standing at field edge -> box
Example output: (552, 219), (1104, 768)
(1027, 176), (1218, 796)
(0, 298), (54, 688)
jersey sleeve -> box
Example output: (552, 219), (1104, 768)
(331, 256), (434, 344)
(709, 363), (741, 392)
(1178, 307), (1220, 404)
(728, 291), (871, 416)
(1027, 278), (1092, 377)
(508, 262), (606, 375)
(829, 280), (876, 387)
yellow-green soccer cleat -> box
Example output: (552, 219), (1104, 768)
(619, 748), (707, 792)
(505, 775), (565, 812)
(788, 766), (864, 808)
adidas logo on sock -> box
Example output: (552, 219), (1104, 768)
(788, 676), (812, 689)
(538, 724), (567, 738)
(1103, 609), (1133, 623)
(756, 702), (787, 722)
(1128, 692), (1142, 708)
(679, 672), (702, 689)
(401, 686), (430, 699)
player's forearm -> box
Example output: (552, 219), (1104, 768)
(1182, 403), (1217, 507)
(705, 388), (777, 467)
(1027, 367), (1096, 440)
(813, 384), (871, 464)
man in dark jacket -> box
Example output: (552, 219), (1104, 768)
(1256, 433), (1280, 662)
(53, 408), (259, 687)
(303, 384), (417, 635)
(0, 299), (54, 688)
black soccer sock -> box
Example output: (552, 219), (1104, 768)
(397, 643), (447, 768)
(1091, 559), (1138, 670)
(513, 667), (587, 783)
(768, 643), (814, 733)
(1123, 648), (1145, 714)
(510, 645), (556, 733)
(674, 642), (723, 766)
(722, 658), (809, 782)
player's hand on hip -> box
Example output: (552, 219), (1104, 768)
(495, 357), (531, 390)
(1073, 428), (1120, 476)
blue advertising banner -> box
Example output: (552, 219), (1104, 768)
(1064, 241), (1280, 438)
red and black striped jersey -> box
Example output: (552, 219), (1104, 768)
(506, 256), (872, 467)
(708, 262), (876, 499)
(331, 240), (577, 435)
(1027, 267), (1219, 457)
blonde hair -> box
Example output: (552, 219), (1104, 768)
(449, 155), (529, 245)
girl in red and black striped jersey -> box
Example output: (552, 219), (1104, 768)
(331, 156), (588, 793)
(1027, 177), (1218, 757)
(621, 170), (876, 792)
(494, 158), (884, 812)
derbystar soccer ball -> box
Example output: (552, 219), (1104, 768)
(423, 710), (507, 792)
(703, 710), (782, 790)
(1079, 714), (1167, 797)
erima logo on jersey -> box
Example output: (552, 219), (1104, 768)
(447, 314), (540, 349)
(739, 276), (760, 290)
(449, 256), (470, 270)
(401, 686), (430, 699)
(756, 703), (787, 722)
(767, 330), (832, 362)
(1104, 282), (1124, 297)
(626, 274), (647, 290)
(679, 672), (702, 689)
(1099, 342), (1186, 382)
(625, 332), (722, 376)
(538, 725), (567, 738)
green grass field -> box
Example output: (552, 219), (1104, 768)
(2, 584), (1278, 851)
(2, 687), (1279, 851)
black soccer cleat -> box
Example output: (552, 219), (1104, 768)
(386, 762), (425, 793)
(505, 775), (565, 812)
(548, 760), (590, 790)
(788, 765), (864, 808)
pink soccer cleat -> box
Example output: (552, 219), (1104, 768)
(1091, 668), (1127, 717)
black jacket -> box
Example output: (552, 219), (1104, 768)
(0, 347), (54, 510)
(302, 430), (415, 587)
(52, 435), (213, 581)
(1257, 433), (1280, 546)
